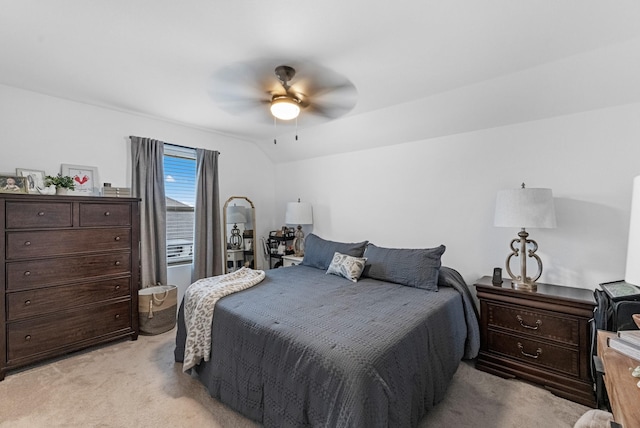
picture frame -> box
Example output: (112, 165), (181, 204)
(16, 168), (46, 194)
(61, 164), (100, 196)
(0, 175), (28, 194)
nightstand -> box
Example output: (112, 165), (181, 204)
(282, 255), (303, 267)
(226, 249), (244, 272)
(474, 276), (596, 407)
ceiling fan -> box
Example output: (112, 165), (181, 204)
(209, 59), (358, 127)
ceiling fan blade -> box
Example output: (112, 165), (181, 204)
(212, 98), (268, 116)
(209, 59), (284, 112)
(306, 99), (356, 119)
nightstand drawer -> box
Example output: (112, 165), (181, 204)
(487, 330), (579, 376)
(486, 302), (580, 346)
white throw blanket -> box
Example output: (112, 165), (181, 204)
(182, 267), (265, 371)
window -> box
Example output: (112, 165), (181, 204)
(164, 145), (196, 264)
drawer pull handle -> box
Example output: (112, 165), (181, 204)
(516, 315), (542, 330)
(24, 271), (31, 276)
(104, 211), (111, 216)
(24, 299), (31, 306)
(115, 314), (120, 320)
(37, 211), (45, 216)
(25, 335), (32, 341)
(115, 285), (121, 290)
(114, 236), (121, 241)
(24, 241), (31, 246)
(114, 261), (121, 266)
(517, 342), (542, 359)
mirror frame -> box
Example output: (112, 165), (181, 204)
(223, 196), (256, 273)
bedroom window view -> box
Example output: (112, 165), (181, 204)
(164, 146), (196, 265)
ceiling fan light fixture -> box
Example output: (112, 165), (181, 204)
(270, 95), (300, 120)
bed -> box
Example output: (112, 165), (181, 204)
(175, 235), (480, 428)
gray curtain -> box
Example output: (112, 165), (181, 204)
(130, 136), (168, 288)
(192, 148), (222, 281)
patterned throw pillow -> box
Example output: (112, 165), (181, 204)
(326, 252), (367, 282)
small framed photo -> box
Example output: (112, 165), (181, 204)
(16, 168), (46, 194)
(0, 175), (28, 194)
(61, 164), (100, 196)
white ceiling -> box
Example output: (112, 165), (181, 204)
(2, 1), (640, 163)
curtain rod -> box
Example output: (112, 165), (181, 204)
(129, 136), (221, 155)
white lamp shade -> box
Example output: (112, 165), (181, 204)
(227, 205), (247, 224)
(625, 176), (640, 285)
(494, 187), (557, 229)
(285, 201), (313, 225)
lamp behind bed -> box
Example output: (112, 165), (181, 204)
(285, 199), (313, 257)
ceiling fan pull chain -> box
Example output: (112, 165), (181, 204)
(295, 117), (298, 141)
(273, 117), (277, 144)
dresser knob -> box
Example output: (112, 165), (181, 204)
(114, 236), (121, 241)
(24, 271), (31, 276)
(115, 285), (120, 290)
(25, 335), (32, 341)
(37, 211), (45, 216)
(24, 300), (31, 306)
(114, 261), (121, 266)
(115, 314), (120, 320)
(24, 241), (31, 246)
(516, 315), (542, 330)
(104, 211), (111, 216)
(517, 342), (542, 359)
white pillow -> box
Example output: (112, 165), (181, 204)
(326, 252), (367, 282)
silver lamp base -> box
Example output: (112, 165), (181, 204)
(505, 228), (543, 292)
(292, 225), (305, 257)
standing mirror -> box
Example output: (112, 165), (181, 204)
(223, 196), (256, 273)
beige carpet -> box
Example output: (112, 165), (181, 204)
(0, 329), (590, 427)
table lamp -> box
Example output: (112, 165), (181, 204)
(494, 183), (557, 290)
(625, 176), (640, 286)
(227, 205), (246, 250)
(285, 199), (313, 257)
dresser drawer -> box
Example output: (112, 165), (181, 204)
(6, 228), (131, 259)
(6, 277), (131, 321)
(7, 300), (132, 362)
(79, 203), (131, 227)
(6, 253), (131, 291)
(486, 302), (580, 346)
(5, 201), (72, 229)
(487, 330), (579, 376)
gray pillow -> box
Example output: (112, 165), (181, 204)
(301, 234), (368, 270)
(362, 243), (446, 291)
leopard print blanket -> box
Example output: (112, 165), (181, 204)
(182, 267), (265, 371)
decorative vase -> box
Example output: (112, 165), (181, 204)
(56, 187), (68, 195)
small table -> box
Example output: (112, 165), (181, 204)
(282, 255), (303, 267)
(597, 330), (640, 427)
(474, 276), (596, 406)
(226, 249), (244, 271)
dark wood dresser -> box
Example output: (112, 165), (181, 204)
(0, 193), (140, 380)
(475, 276), (596, 407)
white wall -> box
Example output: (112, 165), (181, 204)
(0, 84), (277, 296)
(276, 102), (640, 290)
(4, 83), (640, 292)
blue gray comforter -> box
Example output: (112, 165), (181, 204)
(175, 265), (479, 428)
